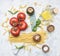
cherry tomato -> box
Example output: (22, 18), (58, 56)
(10, 27), (20, 37)
(17, 12), (26, 21)
(10, 17), (18, 27)
(18, 21), (28, 30)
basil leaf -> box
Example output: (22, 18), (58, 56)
(36, 19), (41, 26)
(15, 45), (24, 49)
(32, 26), (37, 32)
(32, 19), (41, 32)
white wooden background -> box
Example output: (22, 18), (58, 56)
(0, 0), (60, 56)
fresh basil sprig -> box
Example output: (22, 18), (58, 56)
(36, 19), (41, 26)
(8, 10), (18, 15)
(32, 19), (41, 32)
(32, 26), (37, 32)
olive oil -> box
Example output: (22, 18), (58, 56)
(41, 10), (53, 20)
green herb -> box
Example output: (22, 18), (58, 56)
(36, 19), (41, 26)
(8, 10), (18, 15)
(32, 19), (41, 32)
(15, 45), (25, 49)
(13, 11), (18, 14)
(32, 26), (37, 32)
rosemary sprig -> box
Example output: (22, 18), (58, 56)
(15, 45), (25, 49)
(14, 45), (25, 55)
(8, 10), (18, 15)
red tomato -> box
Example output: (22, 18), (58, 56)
(10, 17), (18, 27)
(17, 12), (26, 21)
(18, 21), (28, 30)
(10, 27), (20, 37)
